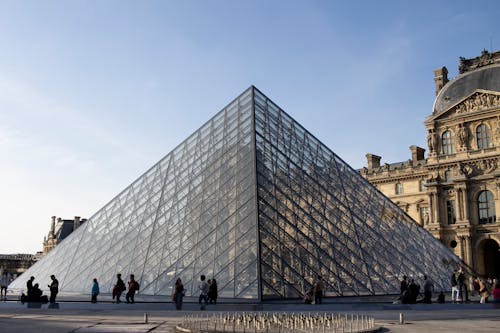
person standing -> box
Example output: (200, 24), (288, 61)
(423, 275), (434, 304)
(91, 278), (100, 303)
(399, 275), (409, 303)
(48, 275), (59, 304)
(126, 274), (139, 304)
(172, 278), (185, 310)
(114, 274), (126, 304)
(457, 268), (469, 302)
(314, 275), (324, 304)
(491, 282), (500, 303)
(26, 276), (35, 301)
(0, 272), (9, 301)
(408, 279), (420, 304)
(198, 275), (209, 309)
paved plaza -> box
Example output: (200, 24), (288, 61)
(0, 298), (498, 333)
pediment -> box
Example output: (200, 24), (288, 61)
(432, 89), (500, 122)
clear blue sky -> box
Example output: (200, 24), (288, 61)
(1, 0), (498, 253)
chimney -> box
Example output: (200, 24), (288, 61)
(366, 153), (381, 169)
(409, 145), (425, 164)
(74, 216), (81, 230)
(434, 66), (449, 95)
(50, 216), (56, 236)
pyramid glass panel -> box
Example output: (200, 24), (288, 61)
(11, 86), (460, 300)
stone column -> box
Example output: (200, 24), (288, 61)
(50, 216), (56, 237)
(464, 236), (473, 267)
(459, 236), (466, 261)
(428, 193), (435, 224)
(456, 188), (463, 221)
(496, 180), (500, 223)
(462, 186), (470, 221)
(429, 188), (441, 225)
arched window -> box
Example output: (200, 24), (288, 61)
(476, 124), (491, 149)
(478, 190), (496, 224)
(441, 130), (455, 155)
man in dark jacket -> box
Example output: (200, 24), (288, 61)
(48, 275), (59, 303)
(457, 268), (469, 302)
(26, 276), (35, 301)
(115, 274), (126, 304)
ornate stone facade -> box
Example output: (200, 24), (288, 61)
(42, 216), (86, 255)
(360, 50), (500, 279)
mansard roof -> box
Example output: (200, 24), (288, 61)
(433, 64), (500, 116)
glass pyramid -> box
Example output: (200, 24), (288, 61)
(11, 86), (460, 300)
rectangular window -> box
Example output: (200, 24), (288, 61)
(395, 183), (403, 195)
(446, 200), (456, 225)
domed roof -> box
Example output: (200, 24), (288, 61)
(433, 64), (500, 115)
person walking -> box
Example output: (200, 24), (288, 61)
(114, 274), (126, 304)
(208, 278), (218, 304)
(198, 275), (209, 309)
(48, 275), (59, 304)
(172, 278), (185, 310)
(451, 269), (460, 303)
(91, 278), (100, 303)
(126, 274), (139, 304)
(0, 272), (9, 301)
(479, 278), (489, 303)
(314, 275), (324, 304)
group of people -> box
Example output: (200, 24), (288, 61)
(396, 269), (500, 305)
(171, 275), (218, 310)
(12, 269), (500, 307)
(303, 276), (325, 304)
(452, 270), (500, 304)
(20, 275), (59, 304)
(398, 275), (434, 304)
(110, 273), (139, 304)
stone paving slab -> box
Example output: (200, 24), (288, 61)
(74, 323), (158, 332)
(0, 301), (498, 332)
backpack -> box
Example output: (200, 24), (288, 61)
(135, 281), (140, 291)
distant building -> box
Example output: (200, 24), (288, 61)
(0, 216), (86, 278)
(0, 253), (38, 278)
(43, 216), (87, 255)
(360, 50), (500, 278)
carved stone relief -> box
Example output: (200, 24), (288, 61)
(495, 117), (500, 145)
(454, 92), (500, 114)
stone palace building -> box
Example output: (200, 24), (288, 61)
(360, 50), (500, 279)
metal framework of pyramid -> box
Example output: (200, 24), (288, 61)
(11, 86), (460, 300)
